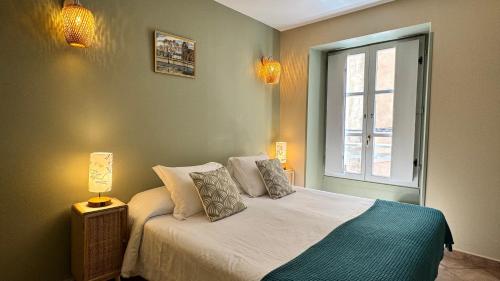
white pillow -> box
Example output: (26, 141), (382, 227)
(127, 186), (174, 222)
(124, 187), (174, 276)
(227, 154), (268, 197)
(226, 159), (245, 193)
(153, 162), (223, 220)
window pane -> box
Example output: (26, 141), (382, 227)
(372, 137), (392, 177)
(346, 53), (365, 93)
(375, 48), (396, 91)
(345, 95), (364, 134)
(374, 93), (394, 134)
(344, 136), (362, 174)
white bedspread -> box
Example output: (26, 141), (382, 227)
(122, 187), (374, 281)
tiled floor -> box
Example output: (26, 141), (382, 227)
(123, 250), (500, 281)
(437, 251), (500, 281)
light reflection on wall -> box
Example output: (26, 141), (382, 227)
(1, 0), (128, 193)
(279, 47), (309, 184)
(11, 0), (125, 69)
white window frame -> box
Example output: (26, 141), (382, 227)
(325, 36), (426, 188)
(340, 47), (370, 182)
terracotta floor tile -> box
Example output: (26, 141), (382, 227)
(436, 265), (464, 281)
(441, 257), (477, 269)
(451, 268), (500, 281)
(485, 267), (500, 280)
(441, 252), (482, 269)
(443, 250), (498, 269)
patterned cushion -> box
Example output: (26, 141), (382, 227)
(255, 159), (296, 199)
(190, 167), (247, 222)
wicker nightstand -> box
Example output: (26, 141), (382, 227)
(71, 198), (127, 281)
(284, 169), (295, 185)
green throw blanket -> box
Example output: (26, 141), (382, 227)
(263, 200), (453, 281)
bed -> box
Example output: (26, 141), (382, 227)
(122, 187), (453, 281)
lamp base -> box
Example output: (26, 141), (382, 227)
(87, 196), (112, 208)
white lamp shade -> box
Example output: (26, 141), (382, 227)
(276, 142), (287, 164)
(88, 152), (112, 193)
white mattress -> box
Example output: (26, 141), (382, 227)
(126, 187), (374, 281)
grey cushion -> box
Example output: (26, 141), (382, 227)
(190, 167), (247, 222)
(255, 159), (296, 199)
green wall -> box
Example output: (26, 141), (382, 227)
(0, 0), (279, 280)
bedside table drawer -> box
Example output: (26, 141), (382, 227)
(85, 211), (123, 241)
(71, 199), (127, 281)
(85, 210), (125, 280)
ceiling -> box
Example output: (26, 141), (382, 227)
(214, 0), (394, 31)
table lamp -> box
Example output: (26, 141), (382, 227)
(275, 142), (287, 169)
(87, 152), (113, 207)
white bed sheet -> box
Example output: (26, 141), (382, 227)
(126, 187), (374, 281)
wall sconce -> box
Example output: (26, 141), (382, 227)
(88, 152), (113, 207)
(260, 57), (281, 84)
(62, 0), (95, 48)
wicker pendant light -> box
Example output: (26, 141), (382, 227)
(62, 0), (95, 48)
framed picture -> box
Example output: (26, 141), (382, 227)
(154, 30), (196, 78)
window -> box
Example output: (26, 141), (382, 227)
(325, 37), (425, 187)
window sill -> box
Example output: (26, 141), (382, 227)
(324, 172), (419, 189)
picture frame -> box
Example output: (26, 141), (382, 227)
(154, 30), (196, 78)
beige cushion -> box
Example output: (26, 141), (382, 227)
(153, 162), (223, 220)
(227, 154), (268, 197)
(190, 167), (247, 222)
(255, 159), (296, 199)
